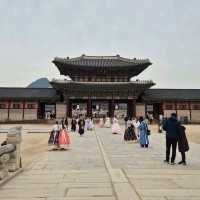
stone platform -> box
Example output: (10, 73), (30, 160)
(0, 126), (200, 200)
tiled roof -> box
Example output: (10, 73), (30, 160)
(50, 80), (155, 98)
(52, 55), (152, 78)
(143, 89), (200, 101)
(0, 88), (58, 100)
(53, 55), (151, 67)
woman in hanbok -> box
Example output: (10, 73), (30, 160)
(58, 121), (70, 150)
(99, 118), (104, 128)
(138, 116), (149, 148)
(48, 121), (61, 150)
(104, 117), (111, 128)
(111, 116), (121, 134)
(85, 117), (93, 130)
(78, 117), (85, 136)
(88, 117), (94, 130)
(124, 124), (137, 142)
(133, 117), (140, 139)
(71, 118), (77, 132)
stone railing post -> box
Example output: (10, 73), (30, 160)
(6, 126), (22, 172)
(0, 153), (10, 180)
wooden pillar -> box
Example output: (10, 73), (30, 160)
(189, 101), (192, 123)
(65, 97), (72, 118)
(109, 99), (114, 118)
(8, 100), (11, 120)
(175, 101), (178, 116)
(22, 101), (25, 120)
(87, 98), (92, 117)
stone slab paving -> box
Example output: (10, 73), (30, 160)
(97, 127), (200, 200)
(0, 126), (200, 199)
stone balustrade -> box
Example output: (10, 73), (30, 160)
(0, 126), (22, 180)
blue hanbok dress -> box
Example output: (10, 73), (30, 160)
(139, 121), (149, 146)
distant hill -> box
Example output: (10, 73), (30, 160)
(27, 78), (52, 88)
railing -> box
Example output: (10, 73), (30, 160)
(0, 127), (22, 180)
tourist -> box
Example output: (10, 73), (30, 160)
(127, 117), (132, 129)
(133, 117), (140, 139)
(163, 113), (180, 165)
(48, 121), (61, 150)
(178, 124), (189, 165)
(111, 116), (121, 134)
(58, 121), (70, 150)
(71, 118), (77, 132)
(124, 123), (137, 143)
(65, 118), (69, 130)
(124, 115), (129, 129)
(104, 117), (111, 128)
(138, 116), (149, 148)
(99, 117), (104, 128)
(78, 115), (85, 136)
(85, 116), (93, 131)
(89, 117), (94, 130)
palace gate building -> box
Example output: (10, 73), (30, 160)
(0, 55), (200, 123)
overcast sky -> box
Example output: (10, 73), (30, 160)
(0, 0), (200, 88)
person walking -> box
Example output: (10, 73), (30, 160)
(78, 115), (85, 136)
(111, 116), (121, 134)
(58, 121), (70, 150)
(48, 121), (61, 150)
(71, 118), (77, 132)
(163, 113), (180, 165)
(124, 116), (129, 129)
(178, 124), (189, 165)
(138, 116), (149, 148)
(124, 123), (137, 143)
(64, 118), (69, 130)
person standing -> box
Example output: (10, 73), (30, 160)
(133, 117), (140, 139)
(78, 116), (85, 136)
(71, 118), (77, 132)
(104, 117), (111, 128)
(124, 116), (129, 129)
(65, 118), (68, 130)
(163, 113), (180, 165)
(48, 121), (61, 150)
(178, 124), (189, 165)
(58, 121), (70, 150)
(138, 116), (149, 148)
(124, 123), (137, 143)
(111, 116), (121, 134)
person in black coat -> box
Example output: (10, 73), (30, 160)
(71, 118), (77, 132)
(78, 116), (85, 136)
(163, 113), (180, 165)
(178, 125), (189, 165)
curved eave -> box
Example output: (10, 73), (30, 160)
(52, 60), (152, 78)
(50, 81), (155, 93)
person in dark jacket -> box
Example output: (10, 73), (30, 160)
(163, 113), (180, 165)
(178, 125), (189, 165)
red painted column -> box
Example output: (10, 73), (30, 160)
(8, 101), (11, 120)
(22, 101), (25, 120)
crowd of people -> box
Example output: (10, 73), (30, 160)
(48, 112), (189, 166)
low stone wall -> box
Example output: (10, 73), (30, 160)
(0, 109), (8, 121)
(9, 109), (23, 121)
(0, 127), (22, 181)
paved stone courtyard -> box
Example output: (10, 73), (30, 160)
(0, 126), (200, 200)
